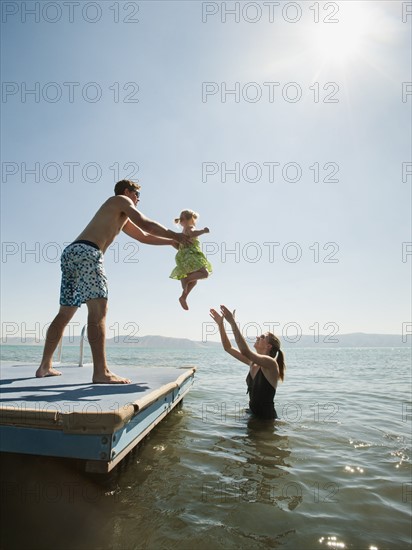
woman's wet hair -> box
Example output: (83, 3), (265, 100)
(174, 209), (199, 225)
(266, 333), (286, 381)
(114, 179), (141, 196)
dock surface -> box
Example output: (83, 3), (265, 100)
(0, 362), (196, 472)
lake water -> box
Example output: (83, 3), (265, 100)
(0, 345), (411, 549)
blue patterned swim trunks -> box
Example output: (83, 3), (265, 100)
(60, 240), (108, 307)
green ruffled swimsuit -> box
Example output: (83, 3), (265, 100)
(170, 239), (213, 280)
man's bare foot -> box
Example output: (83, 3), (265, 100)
(179, 296), (189, 310)
(35, 366), (62, 378)
(92, 370), (131, 384)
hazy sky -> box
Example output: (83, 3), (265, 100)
(1, 1), (411, 345)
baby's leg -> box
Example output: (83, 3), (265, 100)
(179, 269), (207, 310)
(179, 281), (197, 310)
(179, 277), (189, 310)
(185, 280), (197, 297)
(185, 268), (208, 284)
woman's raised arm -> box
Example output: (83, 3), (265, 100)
(209, 308), (250, 365)
(220, 305), (279, 377)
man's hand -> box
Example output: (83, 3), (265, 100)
(174, 232), (192, 246)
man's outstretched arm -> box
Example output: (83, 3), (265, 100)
(122, 202), (189, 245)
(122, 220), (176, 246)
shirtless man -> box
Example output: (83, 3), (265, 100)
(36, 179), (189, 384)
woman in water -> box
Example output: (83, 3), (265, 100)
(209, 305), (285, 419)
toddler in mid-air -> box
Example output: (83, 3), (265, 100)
(170, 209), (212, 310)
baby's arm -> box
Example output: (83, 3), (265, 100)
(188, 227), (210, 238)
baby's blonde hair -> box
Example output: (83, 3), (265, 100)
(174, 209), (199, 225)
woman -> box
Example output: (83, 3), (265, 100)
(209, 305), (286, 420)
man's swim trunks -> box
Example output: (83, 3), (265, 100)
(59, 240), (108, 307)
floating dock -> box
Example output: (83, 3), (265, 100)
(0, 362), (196, 473)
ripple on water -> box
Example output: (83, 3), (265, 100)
(1, 347), (411, 550)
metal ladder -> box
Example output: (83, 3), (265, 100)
(54, 324), (87, 367)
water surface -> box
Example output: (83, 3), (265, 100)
(0, 346), (411, 549)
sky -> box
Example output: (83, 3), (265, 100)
(1, 0), (411, 345)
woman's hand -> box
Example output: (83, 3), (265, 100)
(220, 305), (236, 325)
(209, 308), (224, 326)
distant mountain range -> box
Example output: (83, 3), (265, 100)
(2, 333), (410, 348)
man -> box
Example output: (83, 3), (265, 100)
(36, 179), (189, 384)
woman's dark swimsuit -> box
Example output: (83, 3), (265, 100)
(246, 367), (278, 420)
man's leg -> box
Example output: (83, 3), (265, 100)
(36, 305), (78, 377)
(86, 298), (131, 384)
